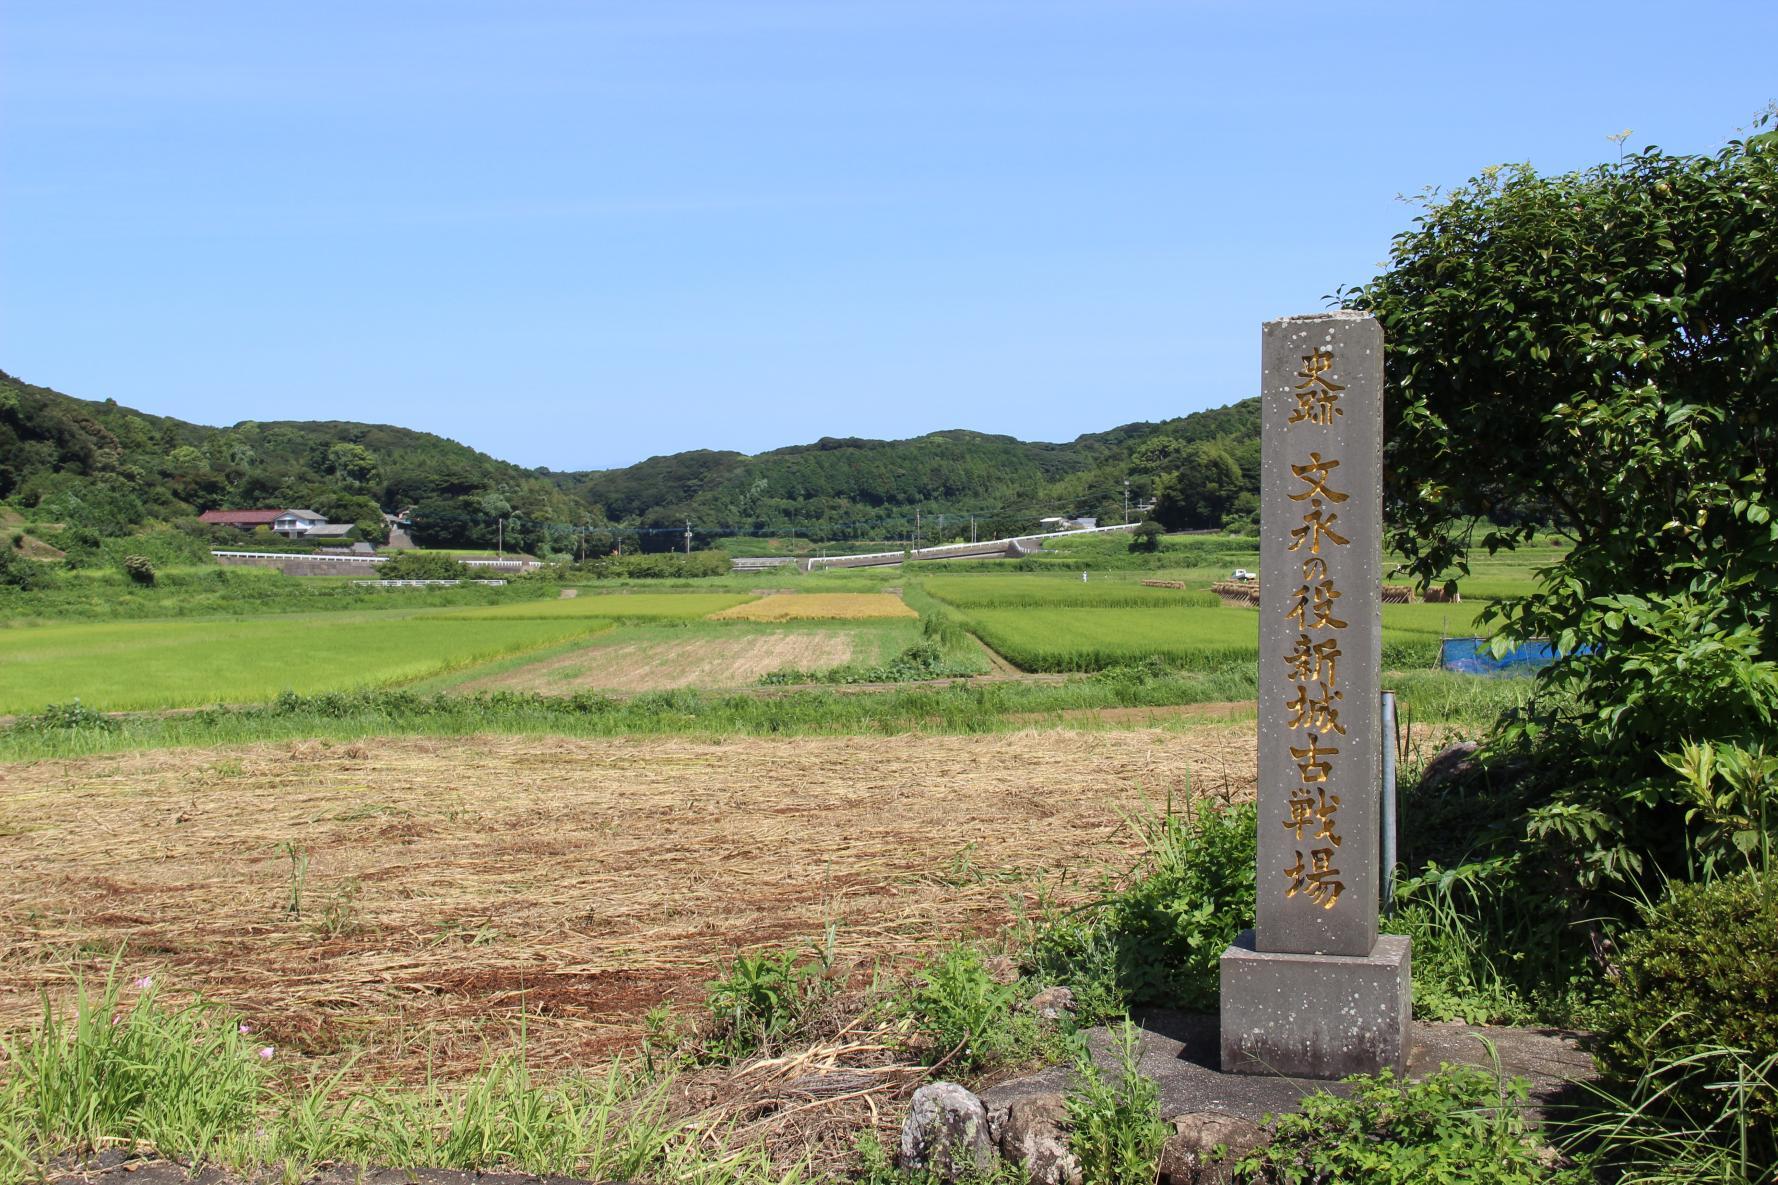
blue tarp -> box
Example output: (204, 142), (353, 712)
(1438, 637), (1585, 675)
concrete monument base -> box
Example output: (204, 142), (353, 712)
(1219, 931), (1410, 1079)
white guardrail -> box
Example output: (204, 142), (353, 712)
(211, 550), (541, 570)
(803, 522), (1140, 568)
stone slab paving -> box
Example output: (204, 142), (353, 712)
(983, 1010), (1596, 1127)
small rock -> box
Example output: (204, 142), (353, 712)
(1157, 1112), (1263, 1185)
(1026, 986), (1076, 1021)
(1419, 741), (1480, 793)
(998, 1092), (1081, 1185)
(901, 1082), (995, 1180)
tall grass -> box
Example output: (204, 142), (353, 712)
(0, 667), (1530, 761)
(0, 969), (788, 1184)
(1560, 1045), (1778, 1184)
(0, 971), (263, 1175)
(0, 566), (559, 624)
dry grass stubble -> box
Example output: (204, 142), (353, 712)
(0, 728), (1256, 1090)
(450, 629), (860, 694)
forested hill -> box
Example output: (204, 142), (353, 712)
(0, 367), (1259, 554)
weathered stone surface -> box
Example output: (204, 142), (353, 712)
(900, 1081), (995, 1180)
(1255, 311), (1385, 958)
(997, 1092), (1082, 1185)
(983, 954), (1021, 985)
(1221, 931), (1410, 1079)
(1026, 985), (1076, 1021)
(1157, 1112), (1263, 1185)
(989, 1012), (1593, 1131)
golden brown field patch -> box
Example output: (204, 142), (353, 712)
(710, 593), (916, 622)
(0, 728), (1254, 1088)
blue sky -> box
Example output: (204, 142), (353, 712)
(3, 2), (1772, 471)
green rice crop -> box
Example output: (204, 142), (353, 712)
(0, 614), (610, 714)
(921, 575), (1221, 609)
(956, 602), (1494, 673)
(962, 606), (1258, 672)
(428, 593), (753, 620)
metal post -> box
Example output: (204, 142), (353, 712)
(1381, 689), (1398, 915)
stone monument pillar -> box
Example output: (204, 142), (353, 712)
(1219, 311), (1410, 1079)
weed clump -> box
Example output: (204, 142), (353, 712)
(1027, 800), (1256, 1021)
(701, 944), (835, 1062)
(1065, 1023), (1168, 1185)
(899, 944), (1042, 1073)
(1234, 1063), (1568, 1184)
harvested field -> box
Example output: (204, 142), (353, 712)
(711, 593), (916, 621)
(0, 728), (1255, 1089)
(450, 627), (864, 693)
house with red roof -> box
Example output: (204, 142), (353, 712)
(198, 509), (331, 538)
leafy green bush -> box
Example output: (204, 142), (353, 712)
(573, 551), (729, 580)
(1593, 872), (1778, 1164)
(1028, 801), (1256, 1019)
(900, 944), (1035, 1072)
(120, 554), (156, 586)
(1233, 1064), (1571, 1184)
(1066, 1023), (1169, 1185)
(1127, 521), (1162, 553)
(1353, 121), (1778, 942)
(378, 550), (472, 580)
(0, 547), (51, 590)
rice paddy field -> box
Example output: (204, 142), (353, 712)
(922, 577), (1498, 673)
(0, 548), (1543, 716)
(0, 613), (621, 715)
(430, 592), (754, 620)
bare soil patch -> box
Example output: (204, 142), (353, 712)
(0, 728), (1256, 1088)
(452, 629), (860, 694)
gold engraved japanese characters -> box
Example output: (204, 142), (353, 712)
(1287, 347), (1345, 425)
(1273, 349), (1358, 912)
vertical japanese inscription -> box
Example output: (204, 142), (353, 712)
(1257, 314), (1383, 957)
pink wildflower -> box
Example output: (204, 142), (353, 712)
(239, 1022), (253, 1035)
(133, 976), (153, 990)
(258, 1046), (274, 1060)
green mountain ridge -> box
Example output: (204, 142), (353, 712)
(0, 368), (1259, 554)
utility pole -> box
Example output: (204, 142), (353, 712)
(914, 508), (921, 548)
(684, 520), (693, 556)
(1124, 479), (1131, 525)
(971, 515), (977, 543)
(497, 517), (504, 559)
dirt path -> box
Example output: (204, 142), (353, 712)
(0, 727), (1256, 1088)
